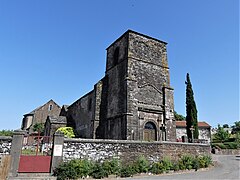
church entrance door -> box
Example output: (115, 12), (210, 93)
(144, 122), (157, 141)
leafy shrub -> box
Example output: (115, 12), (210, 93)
(102, 158), (120, 175)
(172, 162), (180, 171)
(150, 161), (165, 174)
(213, 124), (230, 142)
(234, 132), (240, 145)
(212, 143), (227, 149)
(178, 159), (186, 170)
(223, 142), (238, 149)
(162, 157), (173, 172)
(198, 156), (206, 168)
(54, 160), (79, 180)
(54, 154), (213, 179)
(150, 157), (172, 174)
(54, 159), (93, 180)
(179, 155), (194, 170)
(91, 163), (108, 179)
(197, 155), (212, 168)
(56, 127), (75, 138)
(202, 155), (212, 167)
(77, 159), (94, 177)
(133, 156), (150, 173)
(212, 142), (239, 149)
(227, 137), (236, 142)
(119, 164), (135, 177)
(192, 158), (200, 171)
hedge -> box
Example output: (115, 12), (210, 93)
(54, 155), (213, 179)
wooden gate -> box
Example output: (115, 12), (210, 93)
(18, 134), (53, 173)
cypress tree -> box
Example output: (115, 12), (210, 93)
(185, 73), (199, 142)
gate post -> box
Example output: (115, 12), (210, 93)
(51, 131), (64, 174)
(9, 130), (26, 177)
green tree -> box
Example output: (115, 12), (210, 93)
(214, 124), (230, 143)
(222, 124), (229, 128)
(185, 73), (199, 142)
(234, 132), (240, 148)
(0, 129), (14, 136)
(174, 111), (185, 121)
(33, 123), (44, 135)
(231, 121), (240, 134)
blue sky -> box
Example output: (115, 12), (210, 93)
(0, 0), (238, 130)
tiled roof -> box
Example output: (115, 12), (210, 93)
(176, 121), (210, 128)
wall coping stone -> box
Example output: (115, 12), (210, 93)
(13, 130), (27, 135)
(64, 138), (210, 147)
(0, 136), (12, 141)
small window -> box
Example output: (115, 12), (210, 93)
(113, 47), (119, 66)
(48, 104), (53, 111)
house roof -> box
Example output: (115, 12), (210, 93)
(48, 116), (67, 124)
(24, 99), (61, 115)
(176, 121), (211, 128)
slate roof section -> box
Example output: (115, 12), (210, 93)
(62, 105), (69, 111)
(24, 99), (60, 115)
(48, 116), (67, 124)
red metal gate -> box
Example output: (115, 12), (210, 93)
(18, 134), (53, 173)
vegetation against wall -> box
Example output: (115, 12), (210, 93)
(56, 127), (75, 138)
(212, 122), (240, 149)
(213, 125), (230, 143)
(231, 121), (240, 134)
(185, 73), (199, 142)
(54, 155), (213, 179)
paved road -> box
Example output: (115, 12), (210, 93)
(128, 155), (240, 180)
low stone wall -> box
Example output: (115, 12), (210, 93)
(63, 138), (211, 164)
(215, 149), (240, 155)
(0, 136), (12, 156)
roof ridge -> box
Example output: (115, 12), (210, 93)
(25, 99), (60, 115)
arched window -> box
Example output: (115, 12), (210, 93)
(144, 122), (157, 141)
(113, 47), (119, 66)
(145, 122), (155, 129)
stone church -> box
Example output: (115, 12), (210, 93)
(64, 30), (176, 142)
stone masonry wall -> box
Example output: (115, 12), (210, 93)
(63, 138), (211, 164)
(214, 149), (240, 155)
(176, 127), (211, 143)
(0, 136), (12, 156)
(127, 31), (176, 141)
(67, 91), (95, 138)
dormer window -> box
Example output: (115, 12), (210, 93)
(113, 47), (119, 66)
